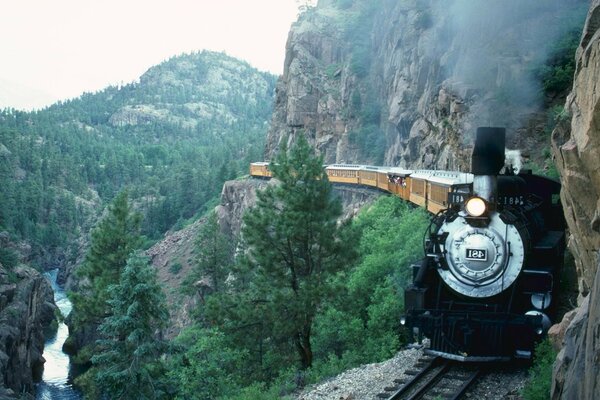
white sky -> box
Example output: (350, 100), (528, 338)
(0, 0), (307, 111)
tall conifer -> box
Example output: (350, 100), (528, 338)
(241, 135), (351, 369)
(92, 253), (169, 399)
(70, 190), (142, 325)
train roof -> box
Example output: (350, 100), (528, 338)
(387, 167), (413, 177)
(409, 170), (434, 180)
(428, 171), (473, 185)
(326, 164), (362, 170)
(361, 165), (384, 171)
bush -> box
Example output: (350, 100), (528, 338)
(169, 262), (183, 274)
(521, 339), (557, 400)
(0, 247), (19, 270)
(537, 29), (580, 95)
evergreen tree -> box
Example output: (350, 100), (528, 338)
(184, 211), (233, 294)
(70, 190), (142, 326)
(91, 252), (169, 399)
(240, 136), (352, 370)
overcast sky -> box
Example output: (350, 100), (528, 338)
(0, 0), (307, 111)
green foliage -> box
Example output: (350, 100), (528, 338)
(168, 190), (430, 396)
(544, 104), (571, 135)
(521, 339), (557, 400)
(207, 136), (354, 376)
(0, 51), (276, 270)
(167, 326), (247, 400)
(537, 29), (580, 95)
(91, 252), (170, 399)
(183, 211), (233, 294)
(0, 247), (19, 270)
(325, 63), (342, 79)
(524, 146), (560, 180)
(70, 190), (142, 327)
(312, 196), (428, 366)
(168, 262), (182, 275)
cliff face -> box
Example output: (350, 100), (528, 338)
(551, 1), (600, 398)
(0, 264), (55, 398)
(266, 0), (586, 169)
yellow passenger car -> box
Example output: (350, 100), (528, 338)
(408, 170), (432, 208)
(387, 168), (413, 200)
(249, 162), (272, 178)
(358, 166), (380, 187)
(325, 164), (361, 184)
(377, 168), (390, 191)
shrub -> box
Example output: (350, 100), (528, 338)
(169, 262), (183, 274)
(537, 29), (580, 95)
(0, 247), (19, 270)
(521, 339), (557, 400)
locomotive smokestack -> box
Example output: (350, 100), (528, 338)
(472, 127), (506, 175)
(471, 127), (506, 203)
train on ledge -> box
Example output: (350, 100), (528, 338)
(249, 127), (565, 362)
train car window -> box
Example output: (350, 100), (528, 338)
(412, 179), (426, 196)
(430, 184), (449, 205)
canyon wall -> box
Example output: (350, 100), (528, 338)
(551, 1), (600, 398)
(0, 264), (55, 399)
(266, 0), (585, 170)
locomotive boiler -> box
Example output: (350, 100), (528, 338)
(403, 127), (565, 361)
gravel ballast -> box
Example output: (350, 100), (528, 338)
(295, 345), (529, 400)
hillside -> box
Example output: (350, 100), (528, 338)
(0, 51), (276, 277)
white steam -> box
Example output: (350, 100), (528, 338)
(505, 149), (523, 174)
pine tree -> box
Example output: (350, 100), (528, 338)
(91, 252), (169, 399)
(184, 211), (233, 294)
(70, 190), (142, 326)
(240, 135), (352, 370)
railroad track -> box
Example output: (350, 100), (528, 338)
(375, 356), (482, 400)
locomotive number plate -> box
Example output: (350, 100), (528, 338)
(466, 248), (487, 261)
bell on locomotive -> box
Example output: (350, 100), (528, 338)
(402, 127), (565, 362)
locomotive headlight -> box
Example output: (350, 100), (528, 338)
(465, 196), (487, 217)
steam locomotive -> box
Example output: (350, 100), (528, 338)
(403, 127), (565, 361)
(250, 126), (565, 361)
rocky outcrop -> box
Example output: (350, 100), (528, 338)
(551, 1), (600, 398)
(108, 51), (274, 129)
(146, 179), (269, 338)
(147, 217), (206, 339)
(266, 0), (586, 169)
(0, 264), (55, 398)
(215, 179), (269, 239)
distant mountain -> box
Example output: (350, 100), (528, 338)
(0, 50), (277, 274)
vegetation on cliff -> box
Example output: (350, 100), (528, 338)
(160, 140), (429, 399)
(0, 50), (276, 271)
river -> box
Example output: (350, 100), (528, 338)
(36, 269), (82, 400)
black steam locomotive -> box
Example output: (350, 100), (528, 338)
(403, 127), (565, 361)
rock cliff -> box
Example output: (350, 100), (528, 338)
(266, 0), (586, 170)
(0, 264), (55, 398)
(551, 1), (600, 398)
